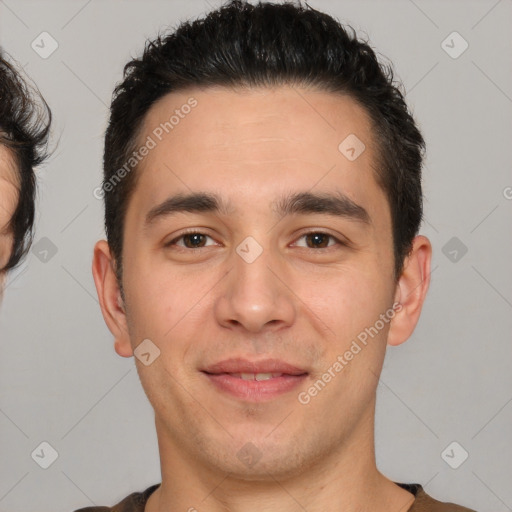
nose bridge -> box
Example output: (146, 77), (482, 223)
(235, 243), (275, 301)
(214, 240), (295, 333)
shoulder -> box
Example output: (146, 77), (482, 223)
(72, 484), (160, 512)
(73, 508), (110, 512)
(397, 482), (478, 512)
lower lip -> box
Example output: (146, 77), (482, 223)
(203, 372), (308, 401)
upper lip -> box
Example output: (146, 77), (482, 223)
(202, 358), (307, 375)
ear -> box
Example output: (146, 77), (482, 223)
(92, 240), (133, 357)
(387, 235), (432, 347)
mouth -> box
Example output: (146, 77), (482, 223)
(215, 372), (291, 381)
(201, 358), (308, 401)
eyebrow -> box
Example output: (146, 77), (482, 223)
(144, 190), (370, 226)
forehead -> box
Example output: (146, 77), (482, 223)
(130, 85), (386, 220)
(0, 142), (18, 183)
(140, 85), (375, 165)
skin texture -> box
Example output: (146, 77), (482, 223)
(93, 86), (431, 512)
(0, 145), (17, 291)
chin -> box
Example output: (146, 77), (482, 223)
(202, 433), (310, 481)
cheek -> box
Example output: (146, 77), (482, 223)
(123, 256), (214, 345)
(298, 266), (392, 341)
(0, 232), (14, 270)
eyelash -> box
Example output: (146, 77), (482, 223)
(166, 230), (346, 251)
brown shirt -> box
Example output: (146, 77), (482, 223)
(73, 482), (477, 512)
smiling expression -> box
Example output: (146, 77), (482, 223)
(95, 85), (424, 479)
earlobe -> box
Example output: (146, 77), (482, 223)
(387, 235), (432, 347)
(92, 240), (133, 358)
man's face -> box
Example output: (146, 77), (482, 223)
(109, 86), (404, 478)
(0, 145), (17, 275)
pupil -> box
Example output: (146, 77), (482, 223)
(185, 234), (204, 248)
(308, 233), (328, 248)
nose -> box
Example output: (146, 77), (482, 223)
(214, 246), (296, 334)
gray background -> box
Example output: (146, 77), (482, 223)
(0, 0), (511, 510)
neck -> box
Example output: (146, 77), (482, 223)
(145, 401), (415, 512)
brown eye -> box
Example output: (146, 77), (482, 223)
(182, 233), (207, 248)
(305, 233), (331, 248)
(294, 232), (340, 249)
(167, 232), (215, 249)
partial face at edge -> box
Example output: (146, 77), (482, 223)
(95, 85), (429, 480)
(0, 145), (18, 276)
